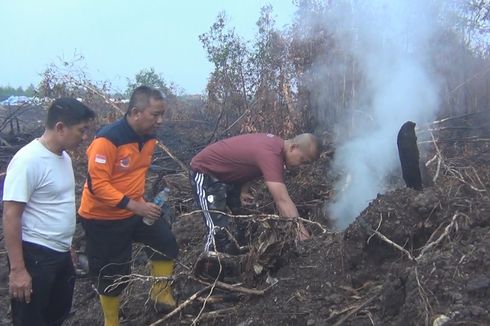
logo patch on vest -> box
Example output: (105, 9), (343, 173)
(95, 154), (106, 164)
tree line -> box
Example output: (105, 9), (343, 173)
(0, 85), (36, 101)
(3, 0), (489, 141)
(199, 0), (490, 139)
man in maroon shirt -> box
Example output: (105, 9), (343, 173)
(189, 133), (321, 254)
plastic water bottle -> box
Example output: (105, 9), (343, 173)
(143, 187), (171, 225)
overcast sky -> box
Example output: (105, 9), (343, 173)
(0, 0), (296, 94)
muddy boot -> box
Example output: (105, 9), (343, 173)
(149, 260), (177, 312)
(99, 295), (120, 326)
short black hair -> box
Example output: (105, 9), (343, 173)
(127, 86), (164, 115)
(46, 98), (95, 129)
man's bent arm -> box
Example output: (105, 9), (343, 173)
(266, 181), (310, 240)
(265, 181), (299, 218)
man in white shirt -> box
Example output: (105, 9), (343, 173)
(2, 98), (95, 326)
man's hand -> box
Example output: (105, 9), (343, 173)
(127, 200), (161, 222)
(9, 267), (32, 303)
(240, 191), (255, 206)
(240, 182), (255, 206)
(297, 222), (310, 241)
(70, 247), (79, 266)
(3, 201), (32, 302)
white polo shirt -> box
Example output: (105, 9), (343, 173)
(3, 139), (76, 252)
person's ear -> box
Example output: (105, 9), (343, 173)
(55, 122), (65, 133)
(129, 107), (139, 117)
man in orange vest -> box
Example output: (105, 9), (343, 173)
(79, 86), (178, 325)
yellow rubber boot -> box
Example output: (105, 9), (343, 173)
(149, 260), (177, 310)
(99, 295), (120, 326)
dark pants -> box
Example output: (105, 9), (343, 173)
(10, 241), (75, 326)
(189, 171), (242, 252)
(81, 215), (179, 296)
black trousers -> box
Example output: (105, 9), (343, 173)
(10, 241), (75, 326)
(189, 171), (242, 251)
(81, 215), (178, 296)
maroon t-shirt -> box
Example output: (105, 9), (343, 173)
(191, 133), (285, 184)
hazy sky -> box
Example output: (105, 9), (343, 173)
(0, 0), (296, 94)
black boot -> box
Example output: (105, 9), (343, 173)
(214, 230), (240, 255)
(213, 230), (228, 253)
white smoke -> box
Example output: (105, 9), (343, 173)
(322, 0), (445, 229)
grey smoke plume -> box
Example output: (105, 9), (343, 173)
(321, 0), (445, 229)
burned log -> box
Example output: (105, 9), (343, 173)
(397, 121), (423, 191)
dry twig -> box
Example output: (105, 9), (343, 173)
(191, 276), (270, 296)
(360, 217), (415, 261)
(148, 285), (212, 326)
(414, 266), (431, 326)
(446, 165), (486, 193)
(196, 307), (237, 321)
(427, 131), (443, 183)
(178, 209), (328, 234)
(416, 212), (469, 261)
(331, 292), (381, 326)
